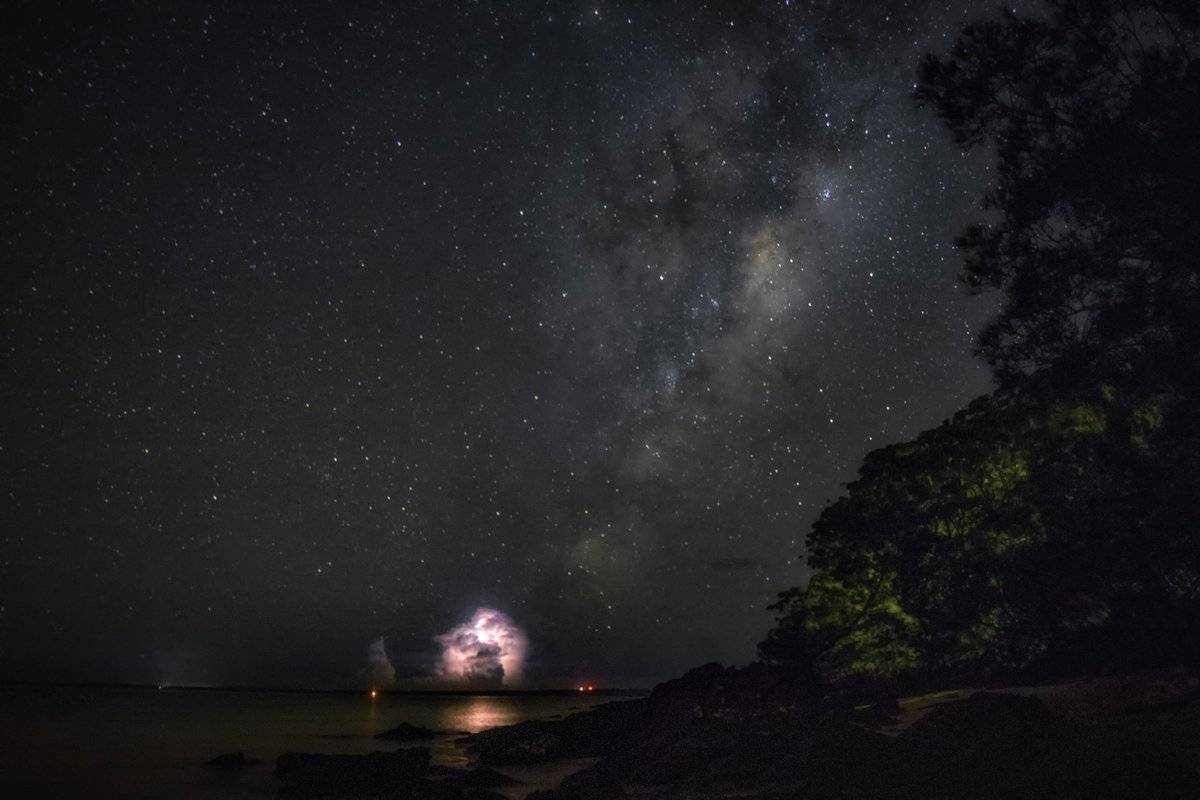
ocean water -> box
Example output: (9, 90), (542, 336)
(0, 686), (634, 799)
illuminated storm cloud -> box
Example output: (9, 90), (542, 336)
(435, 608), (527, 685)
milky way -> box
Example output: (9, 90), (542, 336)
(1, 0), (994, 688)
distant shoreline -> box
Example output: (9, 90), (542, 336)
(0, 680), (647, 697)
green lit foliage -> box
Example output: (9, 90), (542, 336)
(1049, 404), (1106, 436)
(1128, 395), (1166, 451)
(762, 383), (1200, 681)
(763, 1), (1200, 685)
(763, 0), (1200, 686)
(774, 394), (1047, 677)
(761, 572), (921, 680)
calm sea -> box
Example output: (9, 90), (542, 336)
(0, 685), (636, 799)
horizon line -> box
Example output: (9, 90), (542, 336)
(0, 679), (649, 696)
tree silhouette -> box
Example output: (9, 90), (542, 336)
(763, 1), (1200, 684)
(915, 0), (1200, 386)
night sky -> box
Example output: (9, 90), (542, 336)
(1, 0), (996, 689)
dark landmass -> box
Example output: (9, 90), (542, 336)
(258, 662), (1198, 799)
(460, 766), (521, 788)
(273, 746), (514, 799)
(203, 751), (260, 770)
(463, 662), (1200, 800)
(276, 747), (429, 797)
(374, 722), (466, 740)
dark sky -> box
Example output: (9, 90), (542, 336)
(1, 0), (996, 689)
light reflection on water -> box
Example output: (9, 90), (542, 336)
(458, 694), (528, 731)
(0, 686), (635, 800)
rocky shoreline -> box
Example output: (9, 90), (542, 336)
(246, 664), (1199, 799)
(464, 664), (1200, 800)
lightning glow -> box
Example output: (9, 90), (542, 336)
(435, 607), (528, 686)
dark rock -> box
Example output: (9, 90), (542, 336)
(553, 761), (624, 799)
(850, 695), (902, 726)
(468, 668), (1200, 800)
(203, 751), (258, 769)
(461, 766), (520, 787)
(275, 746), (430, 796)
(525, 787), (578, 798)
(896, 692), (1074, 800)
(466, 699), (646, 765)
(904, 691), (1060, 749)
(646, 661), (816, 720)
(374, 721), (463, 740)
(1069, 691), (1200, 800)
(789, 711), (900, 799)
(394, 781), (490, 800)
(469, 720), (564, 765)
(648, 662), (729, 701)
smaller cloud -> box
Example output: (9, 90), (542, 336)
(366, 636), (396, 688)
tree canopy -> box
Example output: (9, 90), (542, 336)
(763, 1), (1200, 685)
(917, 0), (1200, 385)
